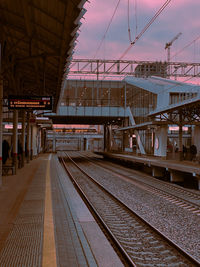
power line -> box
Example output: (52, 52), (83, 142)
(119, 0), (172, 60)
(127, 0), (133, 43)
(171, 34), (200, 60)
(128, 0), (138, 43)
(134, 0), (138, 38)
(92, 0), (121, 59)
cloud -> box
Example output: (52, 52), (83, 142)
(75, 0), (200, 64)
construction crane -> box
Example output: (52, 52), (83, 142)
(165, 32), (182, 62)
(165, 32), (182, 77)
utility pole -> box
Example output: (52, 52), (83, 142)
(165, 32), (182, 76)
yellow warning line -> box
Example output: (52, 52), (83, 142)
(42, 154), (57, 267)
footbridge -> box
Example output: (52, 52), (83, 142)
(50, 106), (131, 125)
(47, 78), (148, 154)
(46, 77), (200, 156)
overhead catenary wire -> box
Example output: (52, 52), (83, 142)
(128, 0), (138, 43)
(134, 0), (138, 38)
(127, 0), (132, 43)
(92, 0), (121, 60)
(171, 34), (200, 60)
(119, 0), (172, 60)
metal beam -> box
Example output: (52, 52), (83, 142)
(29, 3), (63, 25)
(21, 0), (40, 88)
(0, 20), (60, 56)
(55, 0), (74, 102)
(68, 59), (200, 79)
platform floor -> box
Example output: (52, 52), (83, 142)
(0, 154), (123, 267)
(101, 152), (200, 175)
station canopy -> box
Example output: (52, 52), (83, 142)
(0, 0), (86, 112)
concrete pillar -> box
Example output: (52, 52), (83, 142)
(194, 174), (200, 190)
(0, 75), (3, 186)
(41, 128), (44, 152)
(107, 125), (111, 152)
(86, 138), (89, 151)
(122, 131), (129, 152)
(41, 128), (46, 152)
(30, 125), (33, 160)
(197, 180), (200, 191)
(154, 126), (168, 158)
(13, 110), (18, 174)
(83, 138), (86, 151)
(34, 126), (39, 156)
(26, 112), (30, 163)
(21, 111), (26, 167)
(170, 170), (184, 182)
(38, 128), (41, 154)
(83, 138), (88, 151)
(30, 124), (38, 158)
(178, 125), (183, 161)
(193, 125), (200, 155)
(122, 118), (129, 152)
(108, 125), (112, 151)
(178, 112), (183, 161)
(104, 125), (107, 151)
(80, 138), (83, 151)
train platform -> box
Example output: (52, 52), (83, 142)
(99, 152), (200, 189)
(0, 154), (123, 267)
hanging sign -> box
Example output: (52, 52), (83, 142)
(8, 96), (52, 110)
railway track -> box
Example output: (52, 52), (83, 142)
(75, 152), (200, 216)
(50, 155), (98, 266)
(59, 152), (200, 266)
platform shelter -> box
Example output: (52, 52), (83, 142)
(116, 76), (200, 159)
(0, 0), (87, 184)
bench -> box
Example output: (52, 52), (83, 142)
(2, 165), (15, 175)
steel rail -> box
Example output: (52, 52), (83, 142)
(59, 154), (136, 267)
(60, 153), (200, 266)
(76, 152), (200, 214)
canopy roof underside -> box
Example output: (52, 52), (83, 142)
(0, 0), (86, 111)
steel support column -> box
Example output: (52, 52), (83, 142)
(13, 110), (18, 173)
(21, 111), (26, 167)
(30, 124), (33, 160)
(104, 125), (107, 151)
(26, 112), (30, 163)
(108, 125), (112, 151)
(178, 112), (183, 161)
(53, 131), (56, 153)
(0, 75), (3, 186)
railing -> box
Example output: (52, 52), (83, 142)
(62, 98), (124, 107)
(57, 106), (128, 118)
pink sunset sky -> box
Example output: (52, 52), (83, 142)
(74, 0), (200, 63)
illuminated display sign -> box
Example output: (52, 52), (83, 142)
(8, 96), (52, 110)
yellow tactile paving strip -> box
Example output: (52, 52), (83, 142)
(42, 154), (57, 267)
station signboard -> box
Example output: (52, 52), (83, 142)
(8, 96), (52, 110)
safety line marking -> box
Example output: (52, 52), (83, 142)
(42, 154), (57, 267)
